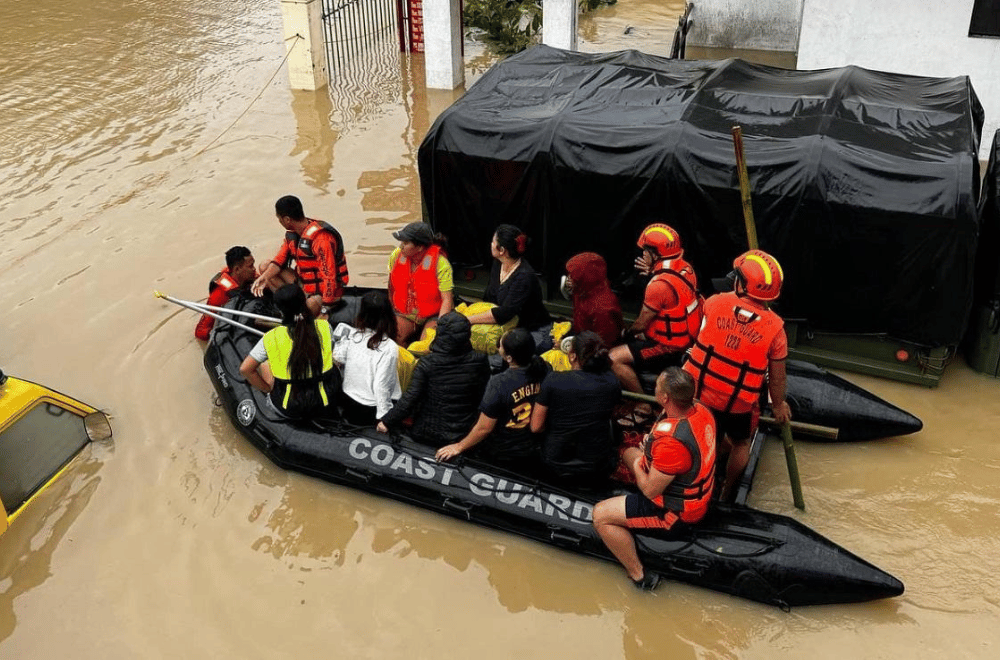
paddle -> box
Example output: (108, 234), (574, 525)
(732, 125), (805, 511)
(154, 291), (264, 337)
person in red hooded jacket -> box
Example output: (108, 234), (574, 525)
(564, 252), (624, 349)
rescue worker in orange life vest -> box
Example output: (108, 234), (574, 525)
(610, 223), (704, 394)
(683, 249), (792, 502)
(195, 246), (256, 340)
(593, 367), (717, 591)
(251, 195), (350, 319)
(387, 221), (454, 345)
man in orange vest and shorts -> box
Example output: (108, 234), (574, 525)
(593, 367), (717, 590)
(251, 195), (349, 318)
(610, 223), (703, 393)
(683, 249), (792, 501)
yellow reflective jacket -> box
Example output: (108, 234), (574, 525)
(263, 321), (337, 415)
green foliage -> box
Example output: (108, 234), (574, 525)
(579, 0), (616, 12)
(464, 0), (542, 55)
(463, 0), (618, 55)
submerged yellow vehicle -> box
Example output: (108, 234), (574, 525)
(0, 369), (112, 536)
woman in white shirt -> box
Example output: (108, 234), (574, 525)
(333, 291), (401, 426)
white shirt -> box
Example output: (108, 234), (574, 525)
(332, 323), (401, 419)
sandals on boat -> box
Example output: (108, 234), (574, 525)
(632, 571), (661, 592)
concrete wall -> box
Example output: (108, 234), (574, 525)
(686, 0), (803, 52)
(798, 0), (1000, 161)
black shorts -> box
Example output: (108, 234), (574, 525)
(626, 337), (683, 373)
(712, 409), (753, 444)
(624, 492), (681, 531)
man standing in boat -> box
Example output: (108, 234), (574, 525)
(683, 249), (792, 501)
(195, 245), (256, 340)
(251, 195), (349, 318)
(610, 223), (703, 393)
(593, 367), (716, 590)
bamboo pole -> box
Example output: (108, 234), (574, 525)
(731, 126), (759, 251)
(621, 391), (837, 440)
(731, 125), (804, 510)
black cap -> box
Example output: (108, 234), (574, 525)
(392, 222), (435, 245)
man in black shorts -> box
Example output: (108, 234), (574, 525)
(610, 223), (703, 393)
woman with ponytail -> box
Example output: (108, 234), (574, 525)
(530, 331), (621, 486)
(435, 328), (551, 468)
(240, 284), (340, 419)
(466, 224), (551, 331)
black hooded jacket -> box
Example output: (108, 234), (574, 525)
(380, 312), (490, 445)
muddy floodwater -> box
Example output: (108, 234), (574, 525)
(2, 1), (998, 658)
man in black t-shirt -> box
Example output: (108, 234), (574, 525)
(435, 361), (549, 468)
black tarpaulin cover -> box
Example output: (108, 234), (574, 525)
(975, 130), (1000, 305)
(418, 45), (984, 347)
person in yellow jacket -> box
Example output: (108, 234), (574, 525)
(240, 284), (340, 419)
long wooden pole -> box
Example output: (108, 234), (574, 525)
(731, 126), (759, 251)
(621, 391), (837, 440)
(731, 125), (804, 510)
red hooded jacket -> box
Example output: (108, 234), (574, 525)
(566, 252), (624, 348)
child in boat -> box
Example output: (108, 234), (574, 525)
(434, 328), (550, 469)
(332, 291), (402, 426)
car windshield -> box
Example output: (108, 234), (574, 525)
(0, 402), (90, 515)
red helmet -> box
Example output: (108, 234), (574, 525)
(637, 224), (683, 259)
(733, 250), (784, 301)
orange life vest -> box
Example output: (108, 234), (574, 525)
(643, 402), (716, 521)
(208, 267), (240, 299)
(683, 292), (784, 413)
(284, 220), (349, 299)
(646, 258), (703, 350)
(388, 245), (443, 318)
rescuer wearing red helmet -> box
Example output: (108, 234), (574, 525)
(610, 223), (704, 394)
(682, 249), (792, 501)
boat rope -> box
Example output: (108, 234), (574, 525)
(190, 34), (303, 160)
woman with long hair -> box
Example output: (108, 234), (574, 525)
(332, 291), (402, 426)
(240, 284), (340, 419)
(465, 224), (551, 331)
(530, 331), (621, 486)
(435, 328), (551, 468)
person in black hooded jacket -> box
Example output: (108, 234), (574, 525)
(377, 311), (490, 447)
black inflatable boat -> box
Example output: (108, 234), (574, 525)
(202, 297), (904, 608)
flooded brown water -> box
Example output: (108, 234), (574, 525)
(1, 0), (999, 657)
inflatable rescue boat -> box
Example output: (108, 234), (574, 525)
(202, 295), (904, 608)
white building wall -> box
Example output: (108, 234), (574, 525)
(798, 0), (1000, 161)
(686, 0), (803, 52)
(542, 0), (578, 51)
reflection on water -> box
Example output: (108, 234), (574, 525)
(290, 90), (338, 192)
(0, 450), (106, 640)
